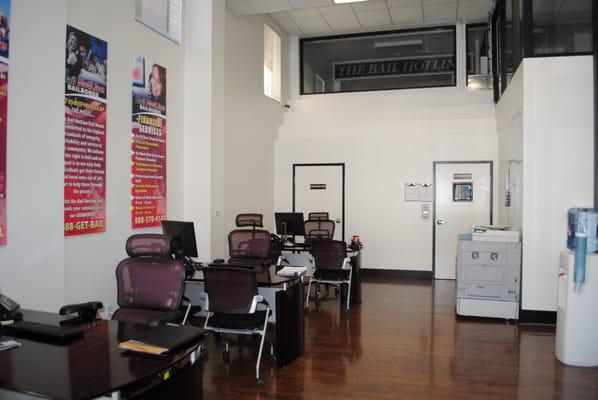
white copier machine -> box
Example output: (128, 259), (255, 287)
(456, 226), (521, 320)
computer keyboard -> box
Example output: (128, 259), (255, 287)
(3, 320), (84, 342)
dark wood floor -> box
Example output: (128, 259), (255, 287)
(195, 276), (598, 400)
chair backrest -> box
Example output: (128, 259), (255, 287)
(228, 229), (271, 259)
(310, 240), (347, 270)
(308, 212), (329, 220)
(304, 219), (335, 243)
(203, 267), (258, 313)
(116, 234), (185, 311)
(235, 213), (263, 228)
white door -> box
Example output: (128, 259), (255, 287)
(434, 162), (492, 279)
(294, 164), (344, 241)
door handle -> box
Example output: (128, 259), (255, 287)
(335, 218), (341, 223)
(436, 219), (446, 226)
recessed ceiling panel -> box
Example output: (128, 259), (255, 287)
(271, 11), (304, 34)
(288, 0), (334, 8)
(245, 0), (294, 14)
(226, 0), (254, 15)
(387, 0), (422, 7)
(319, 5), (361, 30)
(423, 3), (457, 22)
(389, 6), (423, 24)
(355, 9), (392, 27)
(457, 0), (491, 22)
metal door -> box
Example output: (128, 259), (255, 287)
(293, 164), (344, 241)
(434, 162), (492, 279)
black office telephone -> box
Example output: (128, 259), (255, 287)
(0, 294), (23, 322)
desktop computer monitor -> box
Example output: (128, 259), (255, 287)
(275, 212), (305, 236)
(161, 220), (198, 258)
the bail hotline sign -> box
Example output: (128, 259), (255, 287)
(131, 56), (167, 228)
(64, 26), (107, 236)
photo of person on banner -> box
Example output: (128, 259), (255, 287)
(148, 63), (166, 106)
(65, 26), (107, 84)
(0, 0), (11, 59)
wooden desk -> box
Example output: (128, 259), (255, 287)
(0, 310), (203, 400)
(185, 265), (305, 368)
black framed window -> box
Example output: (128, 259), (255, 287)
(466, 24), (491, 90)
(301, 26), (456, 95)
(530, 0), (592, 56)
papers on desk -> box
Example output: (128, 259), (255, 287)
(119, 340), (168, 355)
(119, 324), (204, 356)
(277, 266), (307, 277)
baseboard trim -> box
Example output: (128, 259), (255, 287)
(361, 269), (433, 279)
(519, 309), (557, 324)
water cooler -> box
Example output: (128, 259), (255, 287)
(555, 208), (598, 366)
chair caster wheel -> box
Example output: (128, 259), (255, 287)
(223, 350), (230, 363)
(257, 378), (265, 386)
(271, 354), (277, 362)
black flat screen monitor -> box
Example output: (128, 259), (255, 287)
(161, 220), (198, 258)
(275, 212), (305, 236)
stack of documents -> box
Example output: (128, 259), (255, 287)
(119, 324), (204, 355)
(276, 266), (307, 277)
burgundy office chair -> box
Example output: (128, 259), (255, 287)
(228, 229), (272, 268)
(304, 219), (335, 244)
(306, 240), (352, 310)
(112, 234), (192, 327)
(308, 212), (329, 220)
(235, 213), (264, 228)
(203, 266), (273, 384)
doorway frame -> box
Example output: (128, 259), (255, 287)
(432, 160), (494, 278)
(292, 163), (346, 242)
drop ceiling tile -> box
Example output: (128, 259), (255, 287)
(389, 6), (423, 24)
(319, 5), (361, 30)
(287, 7), (323, 18)
(288, 0), (334, 8)
(387, 0), (422, 7)
(423, 3), (457, 22)
(291, 13), (332, 34)
(351, 0), (389, 12)
(355, 8), (392, 27)
(423, 0), (457, 5)
(457, 0), (491, 21)
(226, 0), (253, 16)
(270, 12), (303, 34)
(245, 0), (293, 14)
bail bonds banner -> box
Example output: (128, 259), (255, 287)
(64, 26), (107, 236)
(131, 57), (167, 228)
(0, 0), (10, 246)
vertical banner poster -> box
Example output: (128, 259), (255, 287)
(64, 26), (107, 236)
(131, 57), (167, 228)
(0, 0), (10, 246)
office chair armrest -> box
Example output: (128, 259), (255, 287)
(341, 257), (352, 270)
(59, 301), (104, 322)
(147, 311), (182, 328)
(249, 295), (269, 314)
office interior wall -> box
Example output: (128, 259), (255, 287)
(0, 1), (68, 311)
(520, 56), (594, 312)
(275, 88), (497, 271)
(211, 10), (289, 259)
(496, 64), (524, 229)
(63, 0), (187, 310)
(183, 0), (224, 264)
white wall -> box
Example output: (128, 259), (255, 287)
(210, 11), (289, 259)
(522, 57), (594, 311)
(275, 88), (497, 271)
(63, 0), (187, 311)
(0, 0), (199, 312)
(0, 1), (68, 310)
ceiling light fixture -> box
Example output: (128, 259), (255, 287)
(333, 0), (368, 4)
